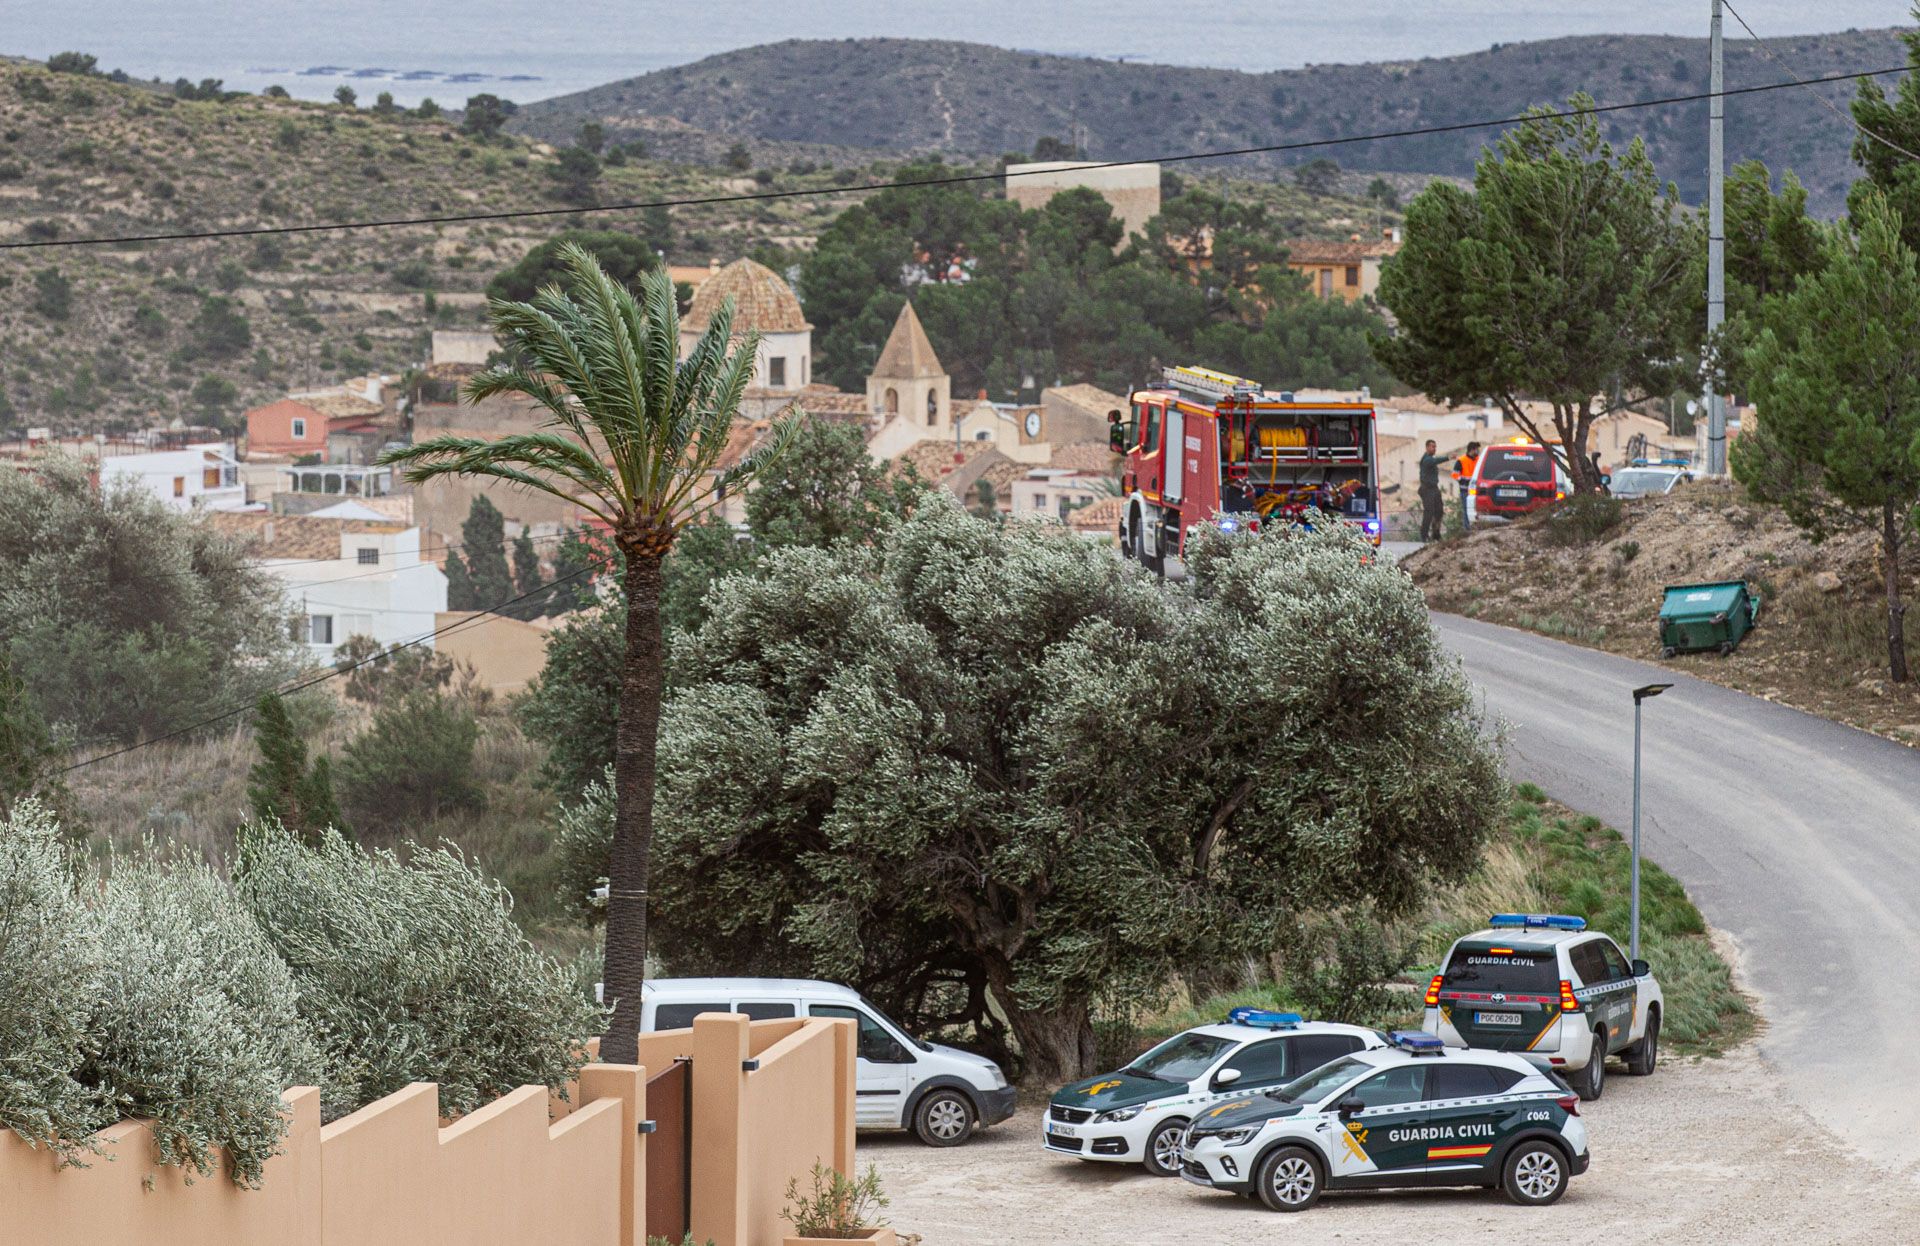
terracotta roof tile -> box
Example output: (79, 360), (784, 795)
(1068, 496), (1126, 532)
(207, 512), (408, 561)
(1285, 238), (1402, 265)
(683, 258), (810, 334)
(1047, 441), (1121, 474)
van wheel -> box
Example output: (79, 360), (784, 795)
(1573, 1029), (1607, 1101)
(912, 1089), (975, 1147)
(1143, 1118), (1186, 1176)
(1626, 1010), (1660, 1076)
(1254, 1146), (1324, 1212)
(1502, 1141), (1568, 1206)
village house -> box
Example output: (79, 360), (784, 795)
(1285, 229), (1403, 302)
(208, 512), (447, 660)
(679, 257), (813, 400)
(1, 428), (249, 512)
(1009, 466), (1113, 523)
(1004, 160), (1162, 243)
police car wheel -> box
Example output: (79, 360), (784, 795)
(912, 1089), (974, 1147)
(1626, 1010), (1660, 1076)
(1142, 1119), (1186, 1177)
(1254, 1146), (1324, 1213)
(1501, 1141), (1568, 1206)
(1573, 1029), (1606, 1101)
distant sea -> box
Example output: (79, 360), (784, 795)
(9, 0), (1902, 106)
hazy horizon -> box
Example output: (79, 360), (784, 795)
(8, 1), (1912, 107)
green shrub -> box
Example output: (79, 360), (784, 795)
(552, 766), (614, 925)
(1538, 492), (1624, 546)
(338, 690), (481, 830)
(782, 1162), (888, 1238)
(1278, 908), (1419, 1029)
(85, 850), (316, 1186)
(234, 823), (601, 1119)
(0, 802), (105, 1160)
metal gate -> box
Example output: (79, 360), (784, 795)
(644, 1058), (693, 1241)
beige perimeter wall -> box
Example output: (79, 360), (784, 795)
(1, 1015), (855, 1246)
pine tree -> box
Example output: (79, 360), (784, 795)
(247, 692), (343, 841)
(508, 525), (547, 619)
(444, 548), (477, 610)
(460, 496), (513, 608)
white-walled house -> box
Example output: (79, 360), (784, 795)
(210, 513), (447, 660)
(677, 258), (811, 391)
(1010, 468), (1112, 522)
(102, 441), (248, 511)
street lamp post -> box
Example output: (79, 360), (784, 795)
(1630, 683), (1673, 960)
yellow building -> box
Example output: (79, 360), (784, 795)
(1286, 231), (1403, 302)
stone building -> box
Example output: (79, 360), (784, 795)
(1004, 161), (1161, 242)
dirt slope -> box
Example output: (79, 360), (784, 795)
(1403, 481), (1920, 742)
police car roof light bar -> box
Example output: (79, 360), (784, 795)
(1387, 1030), (1447, 1054)
(1489, 913), (1588, 931)
(1227, 1007), (1303, 1030)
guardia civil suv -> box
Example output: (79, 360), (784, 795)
(1044, 1010), (1386, 1176)
(1179, 1030), (1589, 1211)
(1424, 914), (1664, 1101)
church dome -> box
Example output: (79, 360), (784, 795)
(683, 258), (810, 335)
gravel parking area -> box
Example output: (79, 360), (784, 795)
(869, 1044), (1920, 1244)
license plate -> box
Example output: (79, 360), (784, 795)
(1495, 488), (1529, 500)
(1047, 1123), (1079, 1139)
(1476, 1011), (1523, 1026)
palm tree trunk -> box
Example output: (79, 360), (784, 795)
(601, 543), (666, 1064)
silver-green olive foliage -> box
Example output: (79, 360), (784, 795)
(651, 498), (1500, 1080)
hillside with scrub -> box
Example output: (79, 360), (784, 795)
(509, 29), (1910, 213)
(0, 55), (1405, 433)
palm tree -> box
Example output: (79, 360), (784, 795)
(381, 244), (794, 1061)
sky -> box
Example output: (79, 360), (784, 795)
(9, 1), (1911, 105)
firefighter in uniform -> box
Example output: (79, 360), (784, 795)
(1417, 440), (1445, 541)
(1453, 441), (1481, 533)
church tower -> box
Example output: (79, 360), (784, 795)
(866, 301), (950, 429)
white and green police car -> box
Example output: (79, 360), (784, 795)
(1179, 1030), (1589, 1211)
(1044, 1009), (1385, 1176)
(1424, 913), (1664, 1100)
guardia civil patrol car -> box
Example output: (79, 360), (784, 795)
(1179, 1030), (1589, 1211)
(1044, 1009), (1385, 1176)
(1424, 914), (1664, 1101)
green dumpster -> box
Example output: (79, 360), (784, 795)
(1659, 581), (1761, 657)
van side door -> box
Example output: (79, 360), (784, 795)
(809, 1004), (915, 1127)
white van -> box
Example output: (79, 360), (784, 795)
(641, 977), (1016, 1147)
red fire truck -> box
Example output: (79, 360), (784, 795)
(1111, 365), (1382, 574)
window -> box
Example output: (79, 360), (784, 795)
(769, 356), (787, 388)
(1269, 1056), (1368, 1106)
(291, 417), (307, 440)
(885, 387), (899, 415)
(1124, 1032), (1234, 1082)
(1569, 941), (1607, 987)
(305, 615), (334, 645)
(172, 476), (185, 498)
(653, 1002), (728, 1031)
(1344, 264), (1360, 286)
(1142, 403), (1162, 453)
(926, 388), (939, 423)
(1220, 1038), (1290, 1088)
(810, 1005), (912, 1064)
(204, 467), (222, 489)
(1287, 1033), (1365, 1075)
(1348, 1066), (1428, 1109)
(1032, 492), (1047, 509)
(356, 547), (380, 565)
(733, 1001), (796, 1021)
(1318, 269), (1333, 297)
(1426, 1063), (1523, 1100)
(1442, 943), (1560, 995)
(1597, 940), (1633, 981)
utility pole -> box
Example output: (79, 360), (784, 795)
(1706, 0), (1728, 475)
(1630, 682), (1673, 961)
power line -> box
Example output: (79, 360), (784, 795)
(1719, 2), (1920, 163)
(59, 554), (608, 773)
(2, 63), (1912, 254)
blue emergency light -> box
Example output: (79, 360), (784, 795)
(1387, 1030), (1446, 1053)
(1217, 516), (1240, 533)
(1489, 913), (1587, 931)
(1227, 1008), (1302, 1030)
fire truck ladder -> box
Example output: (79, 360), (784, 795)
(1162, 364), (1263, 401)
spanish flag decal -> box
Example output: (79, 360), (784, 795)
(1428, 1143), (1493, 1161)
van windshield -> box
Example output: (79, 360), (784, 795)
(859, 993), (933, 1052)
(1441, 943), (1560, 995)
(1478, 447), (1552, 483)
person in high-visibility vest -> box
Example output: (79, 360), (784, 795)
(1452, 441), (1481, 533)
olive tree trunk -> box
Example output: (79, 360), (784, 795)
(1885, 500), (1911, 684)
(601, 545), (666, 1064)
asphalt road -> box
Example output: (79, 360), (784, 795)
(1425, 608), (1920, 1172)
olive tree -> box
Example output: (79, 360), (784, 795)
(646, 499), (1500, 1083)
